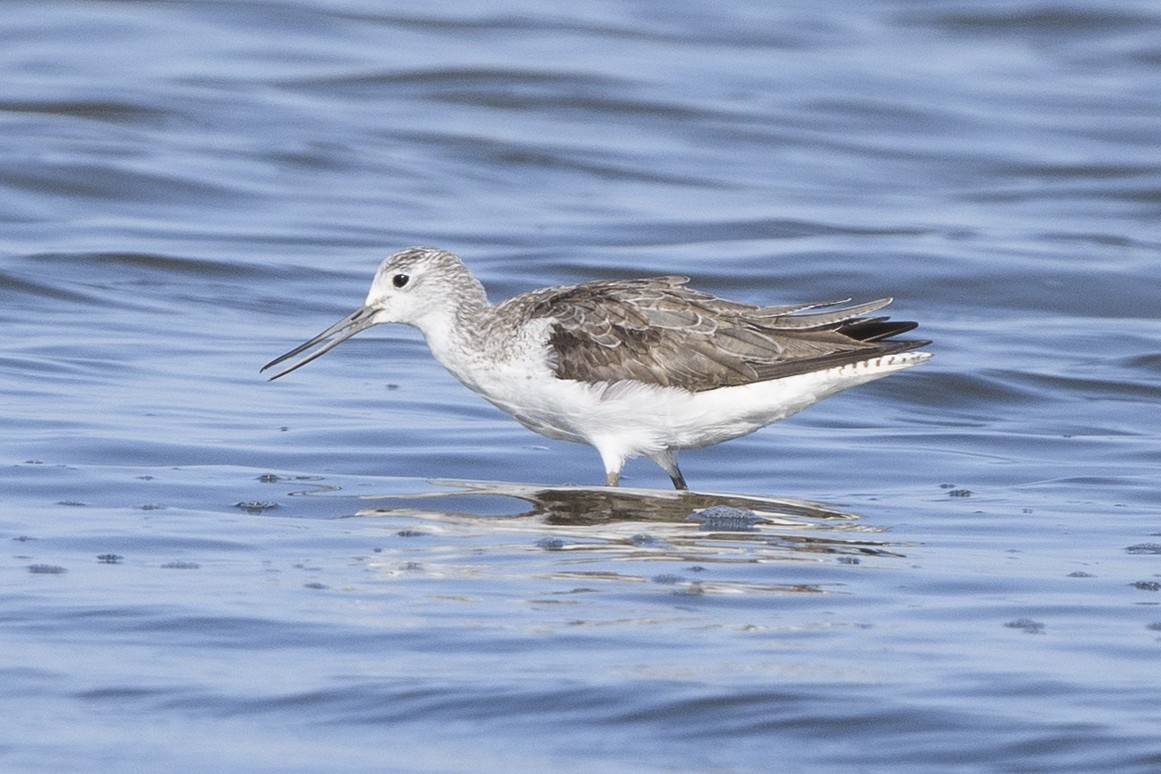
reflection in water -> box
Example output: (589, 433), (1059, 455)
(351, 480), (907, 569)
(359, 479), (859, 524)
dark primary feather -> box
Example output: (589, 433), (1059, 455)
(505, 276), (929, 393)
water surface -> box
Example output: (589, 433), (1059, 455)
(3, 1), (1161, 771)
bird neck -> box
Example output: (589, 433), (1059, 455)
(413, 276), (493, 383)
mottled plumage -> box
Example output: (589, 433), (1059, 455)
(263, 247), (931, 489)
(509, 276), (922, 391)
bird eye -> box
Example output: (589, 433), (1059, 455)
(392, 274), (409, 288)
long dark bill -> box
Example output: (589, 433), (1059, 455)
(261, 306), (379, 381)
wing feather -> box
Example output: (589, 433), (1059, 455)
(502, 277), (928, 392)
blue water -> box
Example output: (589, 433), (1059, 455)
(4, 1), (1161, 771)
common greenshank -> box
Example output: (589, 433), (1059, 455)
(262, 247), (931, 489)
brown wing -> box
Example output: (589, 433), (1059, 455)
(506, 276), (929, 393)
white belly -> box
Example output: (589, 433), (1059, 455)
(467, 351), (932, 458)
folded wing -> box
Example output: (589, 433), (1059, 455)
(508, 276), (929, 392)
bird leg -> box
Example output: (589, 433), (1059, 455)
(648, 449), (688, 491)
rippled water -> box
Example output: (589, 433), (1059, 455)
(4, 1), (1161, 771)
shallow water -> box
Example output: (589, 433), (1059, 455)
(4, 1), (1161, 771)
